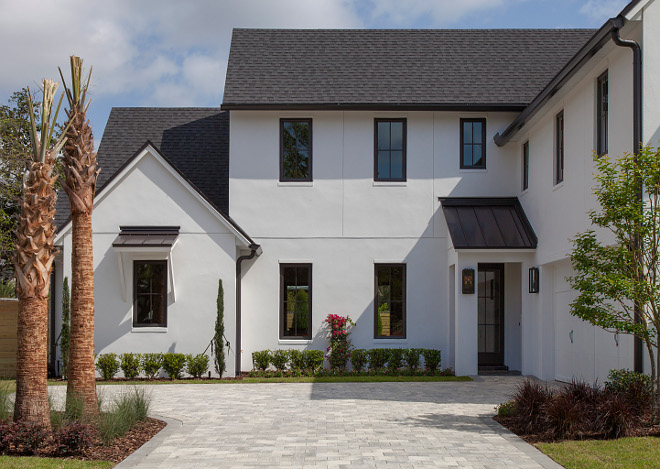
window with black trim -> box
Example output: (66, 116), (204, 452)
(460, 118), (486, 169)
(375, 264), (406, 339)
(133, 261), (167, 327)
(280, 264), (312, 339)
(522, 141), (529, 191)
(280, 119), (312, 181)
(556, 110), (564, 184)
(375, 118), (406, 181)
(597, 71), (608, 156)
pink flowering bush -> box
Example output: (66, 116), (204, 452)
(325, 314), (355, 370)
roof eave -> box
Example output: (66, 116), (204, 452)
(221, 103), (527, 112)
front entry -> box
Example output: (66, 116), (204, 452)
(478, 264), (505, 367)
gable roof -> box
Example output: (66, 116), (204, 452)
(54, 107), (229, 230)
(222, 28), (596, 111)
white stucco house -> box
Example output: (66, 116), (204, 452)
(52, 0), (660, 380)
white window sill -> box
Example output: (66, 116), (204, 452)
(373, 181), (407, 187)
(459, 169), (487, 173)
(277, 181), (314, 187)
(373, 339), (408, 344)
(131, 327), (168, 333)
(278, 339), (312, 346)
(553, 181), (565, 191)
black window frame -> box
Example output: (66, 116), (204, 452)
(133, 260), (168, 328)
(280, 118), (313, 182)
(522, 140), (529, 191)
(279, 263), (313, 340)
(460, 118), (487, 170)
(374, 263), (407, 339)
(374, 118), (407, 182)
(597, 71), (608, 157)
(555, 110), (564, 185)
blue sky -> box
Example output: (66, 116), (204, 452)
(0, 0), (630, 144)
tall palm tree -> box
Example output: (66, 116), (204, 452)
(59, 56), (99, 415)
(14, 80), (68, 426)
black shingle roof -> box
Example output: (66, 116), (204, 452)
(223, 29), (597, 109)
(54, 108), (228, 229)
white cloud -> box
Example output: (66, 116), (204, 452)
(579, 0), (629, 21)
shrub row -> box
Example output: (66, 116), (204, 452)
(95, 352), (210, 380)
(251, 348), (445, 375)
(497, 369), (654, 440)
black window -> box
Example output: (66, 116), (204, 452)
(597, 71), (608, 157)
(280, 264), (312, 339)
(522, 141), (529, 191)
(460, 118), (486, 169)
(280, 119), (312, 181)
(133, 261), (167, 327)
(556, 111), (564, 184)
(375, 119), (406, 181)
(375, 264), (406, 339)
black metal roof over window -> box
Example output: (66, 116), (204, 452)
(440, 198), (537, 249)
(112, 226), (180, 248)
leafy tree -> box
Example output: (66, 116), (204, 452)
(213, 279), (226, 377)
(569, 145), (660, 418)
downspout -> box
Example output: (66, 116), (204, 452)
(611, 23), (644, 373)
(235, 244), (260, 377)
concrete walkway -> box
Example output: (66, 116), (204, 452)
(59, 376), (564, 468)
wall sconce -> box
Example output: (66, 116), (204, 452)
(529, 267), (539, 293)
(462, 268), (475, 294)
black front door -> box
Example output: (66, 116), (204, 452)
(478, 264), (505, 366)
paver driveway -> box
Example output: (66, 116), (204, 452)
(58, 376), (564, 468)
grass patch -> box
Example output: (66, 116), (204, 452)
(0, 456), (112, 468)
(536, 437), (660, 469)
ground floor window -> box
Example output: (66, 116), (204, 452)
(375, 264), (406, 338)
(133, 260), (167, 327)
(280, 264), (312, 339)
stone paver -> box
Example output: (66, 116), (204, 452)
(51, 377), (563, 468)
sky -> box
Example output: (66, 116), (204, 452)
(0, 0), (631, 144)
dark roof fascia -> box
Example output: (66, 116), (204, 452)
(620, 0), (643, 17)
(494, 16), (625, 147)
(221, 103), (527, 112)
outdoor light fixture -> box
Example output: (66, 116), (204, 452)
(529, 267), (540, 293)
(462, 268), (475, 294)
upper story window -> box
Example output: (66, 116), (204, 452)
(555, 110), (564, 185)
(597, 71), (608, 157)
(375, 264), (406, 339)
(460, 118), (486, 169)
(280, 119), (312, 181)
(522, 141), (529, 191)
(280, 264), (312, 339)
(375, 118), (406, 181)
(134, 260), (167, 327)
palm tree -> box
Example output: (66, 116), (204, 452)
(14, 80), (68, 426)
(59, 56), (99, 415)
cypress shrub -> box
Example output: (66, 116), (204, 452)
(60, 277), (71, 378)
(213, 278), (226, 377)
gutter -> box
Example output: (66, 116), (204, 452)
(235, 244), (262, 377)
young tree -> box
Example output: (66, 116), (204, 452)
(569, 145), (660, 417)
(60, 276), (70, 378)
(59, 56), (99, 415)
(213, 279), (226, 377)
(13, 80), (68, 426)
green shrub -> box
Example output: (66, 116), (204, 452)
(350, 349), (368, 372)
(404, 348), (422, 371)
(288, 349), (305, 371)
(98, 386), (151, 445)
(252, 350), (271, 371)
(95, 353), (120, 380)
(162, 353), (187, 379)
(605, 369), (653, 397)
(387, 348), (405, 372)
(496, 400), (517, 417)
(422, 349), (441, 373)
(0, 278), (16, 298)
(142, 353), (163, 379)
(303, 350), (325, 372)
(186, 353), (210, 378)
(0, 382), (13, 422)
(120, 353), (142, 379)
(270, 349), (289, 371)
(368, 348), (390, 370)
(213, 278), (226, 377)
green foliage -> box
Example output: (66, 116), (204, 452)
(213, 278), (226, 377)
(60, 277), (70, 378)
(288, 349), (305, 371)
(404, 348), (422, 371)
(0, 278), (15, 298)
(186, 354), (210, 379)
(0, 382), (13, 422)
(270, 349), (289, 371)
(161, 353), (187, 379)
(141, 353), (162, 379)
(325, 314), (354, 370)
(95, 353), (120, 380)
(302, 350), (325, 372)
(252, 350), (271, 371)
(387, 348), (405, 372)
(98, 386), (151, 445)
(119, 353), (141, 380)
(497, 400), (517, 417)
(605, 369), (653, 406)
(350, 349), (368, 372)
(368, 348), (390, 371)
(422, 349), (442, 373)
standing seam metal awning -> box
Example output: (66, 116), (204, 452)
(112, 226), (180, 247)
(440, 198), (537, 249)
